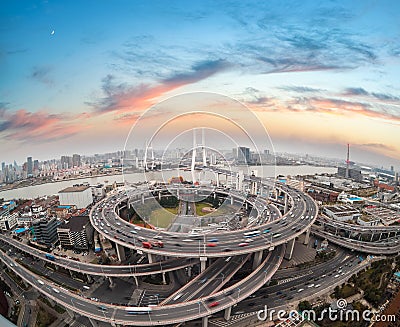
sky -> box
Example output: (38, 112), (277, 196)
(1, 0), (400, 170)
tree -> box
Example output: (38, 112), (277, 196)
(298, 301), (312, 312)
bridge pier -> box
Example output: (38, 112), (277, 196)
(116, 243), (126, 261)
(187, 266), (192, 277)
(224, 306), (232, 321)
(147, 253), (154, 264)
(87, 274), (93, 284)
(379, 233), (382, 241)
(284, 238), (295, 260)
(133, 275), (139, 287)
(158, 192), (161, 201)
(230, 196), (234, 205)
(304, 228), (310, 245)
(284, 194), (288, 214)
(108, 277), (115, 288)
(370, 233), (374, 242)
(141, 194), (145, 204)
(200, 257), (207, 272)
(252, 250), (263, 270)
(162, 272), (166, 285)
(216, 174), (220, 187)
(89, 317), (98, 327)
(202, 316), (209, 327)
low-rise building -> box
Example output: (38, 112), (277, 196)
(323, 205), (361, 222)
(59, 185), (93, 209)
(57, 215), (93, 250)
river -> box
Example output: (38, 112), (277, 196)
(0, 165), (337, 200)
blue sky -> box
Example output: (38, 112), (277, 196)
(1, 0), (399, 169)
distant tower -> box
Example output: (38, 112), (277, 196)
(191, 130), (197, 183)
(201, 129), (207, 167)
(144, 141), (155, 171)
(345, 143), (350, 178)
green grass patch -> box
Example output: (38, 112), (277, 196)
(149, 208), (175, 228)
(165, 207), (178, 215)
(195, 202), (213, 216)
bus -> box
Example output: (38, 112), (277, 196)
(125, 307), (153, 314)
(45, 253), (55, 261)
(243, 230), (261, 238)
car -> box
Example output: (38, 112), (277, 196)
(130, 230), (137, 234)
(297, 288), (304, 292)
(174, 243), (182, 247)
(208, 301), (219, 308)
(134, 226), (141, 230)
(308, 284), (315, 288)
(334, 274), (340, 278)
(182, 239), (194, 242)
(238, 242), (249, 247)
(248, 302), (255, 306)
(206, 297), (216, 302)
(223, 249), (232, 252)
(207, 243), (217, 247)
(209, 238), (219, 242)
(245, 238), (254, 243)
(276, 291), (282, 295)
(315, 284), (321, 288)
(225, 290), (234, 296)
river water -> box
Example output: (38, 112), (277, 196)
(0, 165), (337, 200)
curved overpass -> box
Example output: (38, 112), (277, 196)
(0, 235), (198, 277)
(90, 182), (318, 258)
(0, 245), (284, 325)
(312, 229), (400, 255)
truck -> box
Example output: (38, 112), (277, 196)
(45, 253), (55, 261)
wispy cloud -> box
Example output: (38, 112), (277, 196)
(30, 66), (54, 85)
(358, 143), (396, 151)
(87, 59), (231, 114)
(343, 87), (400, 103)
(0, 109), (81, 143)
(278, 86), (325, 93)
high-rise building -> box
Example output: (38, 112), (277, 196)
(72, 154), (81, 167)
(236, 147), (250, 164)
(27, 156), (33, 177)
(31, 217), (59, 247)
(61, 156), (72, 169)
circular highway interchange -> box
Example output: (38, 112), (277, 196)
(0, 170), (325, 326)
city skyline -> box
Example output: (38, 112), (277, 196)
(1, 1), (400, 169)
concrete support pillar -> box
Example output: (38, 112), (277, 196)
(133, 275), (139, 287)
(202, 316), (209, 327)
(304, 228), (311, 245)
(87, 274), (93, 283)
(162, 272), (166, 285)
(141, 194), (145, 204)
(252, 250), (263, 270)
(108, 277), (115, 288)
(369, 233), (374, 242)
(216, 174), (220, 187)
(147, 253), (154, 264)
(66, 309), (75, 319)
(116, 243), (126, 262)
(89, 317), (98, 327)
(224, 306), (232, 321)
(187, 266), (192, 277)
(230, 196), (234, 205)
(379, 233), (382, 241)
(284, 238), (295, 260)
(284, 194), (288, 214)
(200, 257), (207, 272)
(158, 192), (161, 201)
(69, 269), (74, 278)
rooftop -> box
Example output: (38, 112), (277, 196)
(59, 185), (90, 193)
(58, 215), (90, 232)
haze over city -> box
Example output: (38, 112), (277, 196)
(1, 0), (399, 168)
